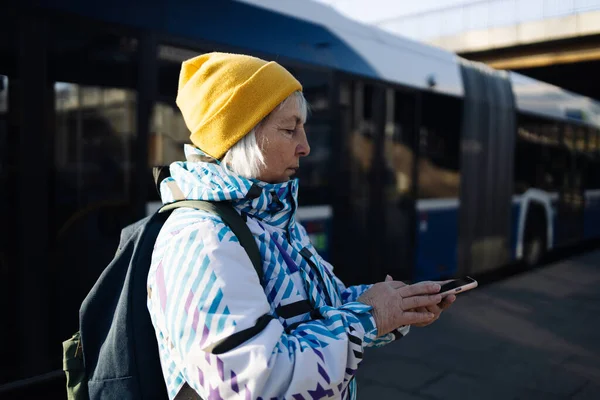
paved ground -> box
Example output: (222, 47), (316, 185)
(356, 251), (600, 399)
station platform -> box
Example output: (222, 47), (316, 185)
(3, 250), (598, 399)
(356, 250), (600, 399)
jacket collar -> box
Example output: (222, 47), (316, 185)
(159, 145), (300, 230)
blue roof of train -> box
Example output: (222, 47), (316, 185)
(30, 0), (465, 95)
(30, 0), (378, 77)
(27, 0), (600, 125)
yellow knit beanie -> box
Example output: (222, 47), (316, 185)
(176, 52), (303, 159)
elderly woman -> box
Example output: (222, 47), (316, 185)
(147, 52), (455, 400)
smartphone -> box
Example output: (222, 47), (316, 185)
(438, 276), (478, 297)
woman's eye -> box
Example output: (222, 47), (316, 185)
(284, 129), (295, 135)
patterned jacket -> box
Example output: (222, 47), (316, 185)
(147, 145), (410, 400)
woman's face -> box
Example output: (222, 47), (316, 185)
(255, 97), (310, 183)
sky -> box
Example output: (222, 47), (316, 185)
(312, 0), (600, 40)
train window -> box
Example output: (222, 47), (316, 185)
(0, 75), (8, 385)
(48, 22), (139, 353)
(289, 67), (330, 112)
(0, 12), (16, 78)
(587, 155), (600, 190)
(544, 121), (561, 144)
(290, 68), (332, 206)
(294, 115), (332, 203)
(48, 24), (138, 88)
(563, 124), (576, 150)
(347, 81), (373, 225)
(589, 128), (599, 153)
(0, 76), (8, 245)
(514, 115), (565, 195)
(572, 127), (589, 199)
(150, 44), (201, 170)
(149, 101), (188, 167)
(335, 80), (378, 284)
(54, 83), (137, 208)
(382, 88), (418, 279)
(417, 93), (462, 199)
(53, 82), (138, 293)
(514, 121), (540, 193)
(575, 126), (587, 152)
(585, 128), (600, 190)
(0, 76), (8, 205)
(383, 89), (417, 198)
(0, 75), (6, 113)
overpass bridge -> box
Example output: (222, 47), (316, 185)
(374, 0), (600, 100)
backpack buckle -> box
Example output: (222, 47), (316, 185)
(74, 336), (83, 358)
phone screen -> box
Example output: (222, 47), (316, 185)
(439, 277), (475, 293)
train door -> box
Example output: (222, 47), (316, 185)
(335, 78), (383, 284)
(571, 126), (587, 242)
(555, 124), (586, 245)
(46, 21), (144, 367)
(414, 91), (464, 281)
(382, 88), (420, 281)
(0, 12), (157, 394)
(0, 13), (59, 387)
(335, 77), (419, 284)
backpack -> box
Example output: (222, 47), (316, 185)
(62, 196), (263, 400)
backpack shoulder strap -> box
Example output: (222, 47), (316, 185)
(159, 200), (265, 400)
(159, 200), (263, 283)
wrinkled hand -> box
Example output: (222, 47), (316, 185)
(383, 276), (457, 328)
(411, 294), (456, 327)
(357, 276), (442, 337)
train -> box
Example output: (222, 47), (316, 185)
(1, 0), (599, 396)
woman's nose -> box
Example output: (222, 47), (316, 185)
(296, 128), (311, 157)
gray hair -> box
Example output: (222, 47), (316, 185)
(222, 91), (308, 179)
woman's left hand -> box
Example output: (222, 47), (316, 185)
(384, 276), (456, 327)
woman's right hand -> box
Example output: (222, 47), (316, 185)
(357, 278), (442, 336)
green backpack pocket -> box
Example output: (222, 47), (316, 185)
(62, 331), (88, 400)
